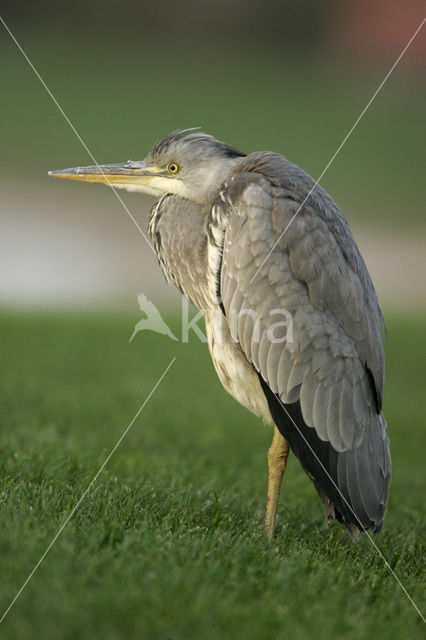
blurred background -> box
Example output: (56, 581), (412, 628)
(0, 0), (425, 311)
(0, 5), (425, 637)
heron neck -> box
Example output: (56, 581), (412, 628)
(148, 194), (209, 310)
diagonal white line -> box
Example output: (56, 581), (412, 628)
(250, 15), (426, 283)
(0, 15), (156, 256)
(0, 357), (176, 626)
(2, 7), (424, 626)
(273, 393), (425, 623)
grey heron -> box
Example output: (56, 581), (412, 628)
(49, 129), (391, 540)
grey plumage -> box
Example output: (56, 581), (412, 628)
(211, 152), (390, 533)
(50, 129), (391, 538)
(148, 133), (391, 536)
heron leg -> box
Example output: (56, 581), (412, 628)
(265, 426), (290, 539)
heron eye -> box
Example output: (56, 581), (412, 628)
(168, 162), (179, 174)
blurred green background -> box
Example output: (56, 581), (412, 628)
(0, 2), (425, 639)
(0, 0), (425, 308)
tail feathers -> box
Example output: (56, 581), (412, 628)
(258, 374), (391, 537)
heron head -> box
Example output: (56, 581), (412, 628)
(49, 129), (245, 207)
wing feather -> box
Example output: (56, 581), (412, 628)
(312, 384), (331, 443)
(208, 153), (391, 533)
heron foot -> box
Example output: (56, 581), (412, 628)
(265, 426), (290, 539)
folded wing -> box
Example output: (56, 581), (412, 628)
(211, 155), (391, 533)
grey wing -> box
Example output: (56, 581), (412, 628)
(212, 169), (391, 533)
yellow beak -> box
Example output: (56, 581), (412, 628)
(48, 161), (167, 186)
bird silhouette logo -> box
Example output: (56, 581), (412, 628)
(129, 294), (178, 342)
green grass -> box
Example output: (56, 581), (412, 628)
(0, 310), (424, 639)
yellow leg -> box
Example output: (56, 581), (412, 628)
(265, 426), (290, 540)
